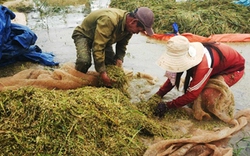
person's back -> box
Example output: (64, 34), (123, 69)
(74, 8), (128, 42)
(209, 42), (245, 76)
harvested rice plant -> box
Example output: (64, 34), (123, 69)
(0, 69), (229, 155)
(1, 0), (249, 155)
(0, 87), (150, 155)
(110, 0), (250, 36)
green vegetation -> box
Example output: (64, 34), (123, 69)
(3, 0), (90, 15)
(37, 0), (88, 6)
(0, 62), (46, 77)
(1, 0), (250, 155)
(5, 0), (250, 36)
(231, 132), (250, 156)
(0, 0), (7, 4)
(0, 86), (230, 155)
(0, 66), (230, 155)
(110, 0), (250, 36)
(32, 0), (90, 16)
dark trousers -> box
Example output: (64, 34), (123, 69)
(72, 31), (115, 73)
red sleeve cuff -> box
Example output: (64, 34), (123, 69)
(166, 101), (177, 109)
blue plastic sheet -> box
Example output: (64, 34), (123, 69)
(165, 22), (179, 36)
(0, 5), (59, 67)
(0, 5), (15, 58)
(172, 22), (179, 34)
(233, 0), (250, 6)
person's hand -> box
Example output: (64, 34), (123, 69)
(100, 72), (112, 87)
(154, 102), (168, 118)
(116, 59), (123, 67)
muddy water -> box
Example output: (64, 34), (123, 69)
(27, 8), (250, 110)
(25, 1), (250, 154)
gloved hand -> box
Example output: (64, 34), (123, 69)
(172, 22), (179, 35)
(154, 102), (168, 118)
(116, 59), (123, 67)
(100, 71), (112, 87)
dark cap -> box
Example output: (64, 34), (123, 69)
(134, 7), (154, 36)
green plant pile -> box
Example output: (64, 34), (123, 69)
(110, 0), (250, 37)
(99, 65), (129, 95)
(0, 87), (175, 155)
(0, 64), (229, 156)
(0, 0), (7, 4)
(0, 85), (229, 155)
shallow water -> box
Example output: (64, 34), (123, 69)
(26, 3), (250, 110)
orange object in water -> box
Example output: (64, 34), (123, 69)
(150, 33), (250, 42)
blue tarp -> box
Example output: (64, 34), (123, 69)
(0, 5), (59, 67)
(233, 0), (250, 6)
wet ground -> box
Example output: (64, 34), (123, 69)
(26, 8), (250, 110)
(25, 3), (250, 154)
(3, 0), (250, 154)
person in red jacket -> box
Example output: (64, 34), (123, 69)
(154, 35), (245, 117)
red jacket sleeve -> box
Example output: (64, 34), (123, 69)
(156, 79), (175, 97)
(168, 67), (212, 108)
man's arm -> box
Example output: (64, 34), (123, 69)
(115, 34), (132, 62)
(92, 17), (115, 73)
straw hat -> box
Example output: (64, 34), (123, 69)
(157, 36), (204, 72)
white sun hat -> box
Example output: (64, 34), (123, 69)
(157, 36), (205, 72)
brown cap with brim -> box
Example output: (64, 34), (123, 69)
(134, 7), (154, 36)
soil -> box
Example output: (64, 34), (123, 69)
(2, 0), (250, 154)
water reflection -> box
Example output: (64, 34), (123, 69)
(27, 0), (110, 30)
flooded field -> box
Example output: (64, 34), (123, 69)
(2, 0), (250, 155)
(25, 2), (250, 154)
(25, 1), (250, 110)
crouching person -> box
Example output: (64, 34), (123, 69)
(153, 36), (245, 121)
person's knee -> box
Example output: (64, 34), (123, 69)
(223, 70), (244, 87)
(202, 88), (220, 103)
(75, 62), (91, 73)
